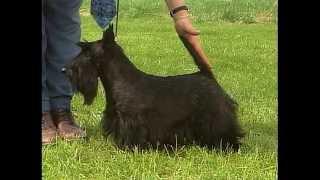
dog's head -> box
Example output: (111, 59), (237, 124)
(63, 24), (116, 105)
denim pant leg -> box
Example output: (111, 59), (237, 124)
(42, 0), (50, 112)
(45, 0), (82, 111)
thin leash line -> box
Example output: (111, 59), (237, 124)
(115, 0), (120, 37)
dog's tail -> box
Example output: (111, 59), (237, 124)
(178, 35), (213, 78)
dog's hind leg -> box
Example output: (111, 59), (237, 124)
(195, 111), (244, 151)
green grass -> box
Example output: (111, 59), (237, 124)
(43, 0), (277, 179)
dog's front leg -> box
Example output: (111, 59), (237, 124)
(116, 111), (148, 149)
(101, 108), (119, 138)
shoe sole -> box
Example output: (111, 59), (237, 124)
(58, 133), (87, 141)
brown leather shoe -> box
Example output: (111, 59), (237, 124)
(42, 112), (57, 145)
(51, 109), (86, 140)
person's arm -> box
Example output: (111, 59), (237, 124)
(165, 0), (212, 69)
(165, 0), (186, 10)
(164, 0), (199, 37)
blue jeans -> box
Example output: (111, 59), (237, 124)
(42, 0), (82, 112)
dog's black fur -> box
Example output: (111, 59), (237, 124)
(64, 25), (245, 151)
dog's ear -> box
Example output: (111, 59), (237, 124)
(102, 24), (115, 44)
(76, 59), (99, 105)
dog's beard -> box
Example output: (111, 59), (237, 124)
(67, 69), (98, 105)
(70, 80), (79, 94)
(75, 79), (97, 105)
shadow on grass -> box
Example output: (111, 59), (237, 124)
(241, 120), (277, 153)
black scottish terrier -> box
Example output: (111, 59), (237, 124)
(64, 25), (245, 151)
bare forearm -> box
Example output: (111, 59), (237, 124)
(165, 0), (189, 22)
(165, 0), (186, 11)
(164, 0), (212, 68)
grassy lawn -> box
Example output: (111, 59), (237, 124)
(42, 0), (277, 179)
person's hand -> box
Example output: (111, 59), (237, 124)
(173, 10), (212, 69)
(173, 11), (200, 38)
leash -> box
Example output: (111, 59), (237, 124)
(115, 0), (120, 37)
